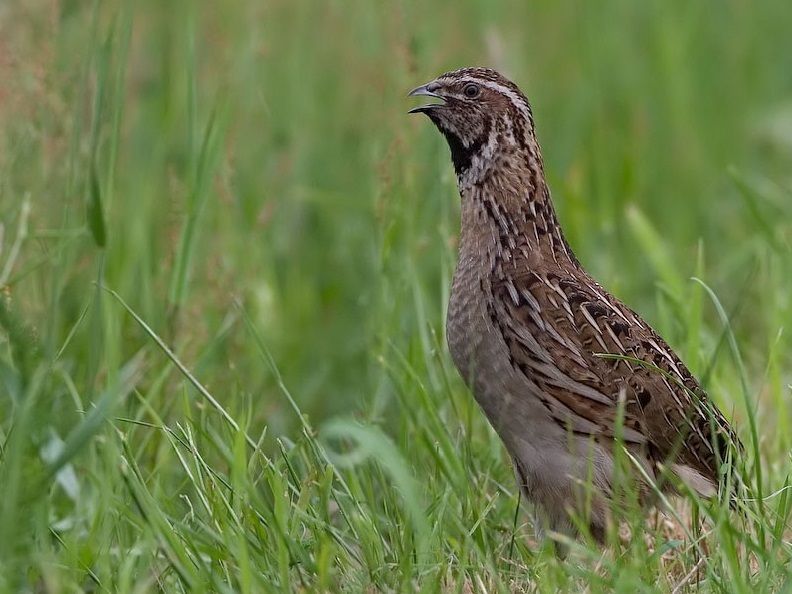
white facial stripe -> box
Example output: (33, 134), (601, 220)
(457, 115), (506, 190)
(444, 75), (533, 121)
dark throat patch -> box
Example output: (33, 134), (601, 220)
(430, 115), (487, 176)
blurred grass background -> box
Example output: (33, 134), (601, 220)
(1, 0), (792, 591)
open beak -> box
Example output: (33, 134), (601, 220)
(408, 81), (445, 114)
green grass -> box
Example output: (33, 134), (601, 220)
(1, 0), (792, 591)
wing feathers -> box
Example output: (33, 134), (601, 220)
(492, 268), (740, 485)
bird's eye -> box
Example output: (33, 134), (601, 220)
(463, 83), (480, 98)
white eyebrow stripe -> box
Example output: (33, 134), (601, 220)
(447, 76), (533, 121)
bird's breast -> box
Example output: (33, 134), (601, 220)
(446, 237), (518, 419)
(446, 253), (488, 387)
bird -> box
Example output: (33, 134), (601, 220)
(408, 67), (741, 548)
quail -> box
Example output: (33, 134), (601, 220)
(409, 67), (740, 546)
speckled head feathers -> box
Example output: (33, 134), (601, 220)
(409, 67), (538, 182)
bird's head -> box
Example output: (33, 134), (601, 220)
(409, 67), (539, 184)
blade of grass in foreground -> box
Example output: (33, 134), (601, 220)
(45, 352), (145, 478)
(692, 277), (765, 525)
(320, 418), (431, 565)
(102, 284), (257, 450)
(239, 302), (372, 536)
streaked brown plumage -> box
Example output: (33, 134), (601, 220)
(409, 67), (741, 546)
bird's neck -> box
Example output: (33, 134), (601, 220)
(457, 158), (580, 270)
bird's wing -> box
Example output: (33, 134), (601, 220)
(491, 267), (740, 489)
